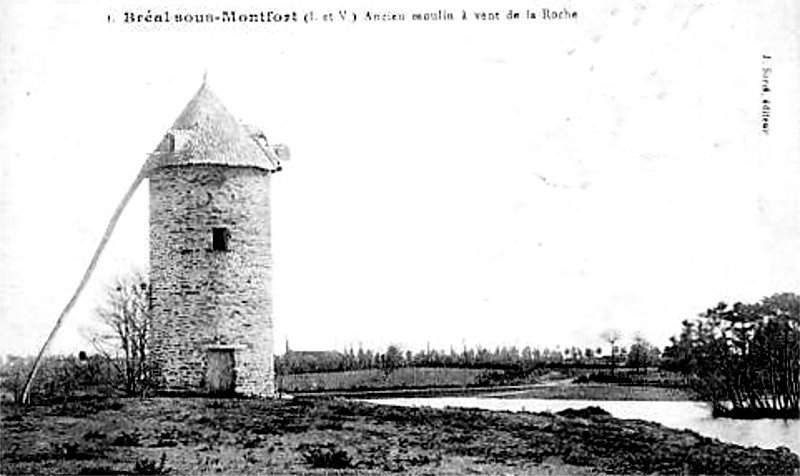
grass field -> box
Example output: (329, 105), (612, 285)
(489, 384), (697, 401)
(277, 367), (500, 393)
(277, 367), (699, 401)
(1, 397), (797, 475)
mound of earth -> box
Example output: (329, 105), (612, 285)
(556, 406), (612, 419)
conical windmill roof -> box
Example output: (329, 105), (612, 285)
(145, 81), (281, 174)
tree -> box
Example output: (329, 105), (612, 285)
(21, 168), (149, 404)
(382, 344), (404, 378)
(90, 270), (154, 395)
(663, 293), (799, 418)
(627, 334), (655, 373)
(600, 329), (622, 374)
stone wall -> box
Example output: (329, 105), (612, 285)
(149, 164), (274, 396)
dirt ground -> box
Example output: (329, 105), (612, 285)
(1, 397), (797, 475)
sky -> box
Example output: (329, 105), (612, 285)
(1, 0), (798, 358)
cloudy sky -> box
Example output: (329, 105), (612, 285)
(1, 0), (798, 357)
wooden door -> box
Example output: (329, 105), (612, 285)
(207, 349), (235, 395)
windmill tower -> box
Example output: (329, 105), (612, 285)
(20, 79), (288, 403)
(144, 80), (288, 396)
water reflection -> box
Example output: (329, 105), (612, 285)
(371, 397), (799, 453)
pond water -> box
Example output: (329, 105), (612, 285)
(369, 397), (799, 453)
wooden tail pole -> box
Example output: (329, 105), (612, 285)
(21, 167), (148, 404)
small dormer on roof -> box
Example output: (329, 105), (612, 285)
(145, 79), (288, 175)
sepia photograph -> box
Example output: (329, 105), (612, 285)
(1, 0), (798, 474)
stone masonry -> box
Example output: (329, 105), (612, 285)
(149, 166), (274, 396)
(146, 81), (284, 397)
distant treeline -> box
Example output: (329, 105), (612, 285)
(276, 342), (661, 375)
(0, 354), (126, 403)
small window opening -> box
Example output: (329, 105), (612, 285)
(160, 133), (175, 152)
(212, 227), (230, 251)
